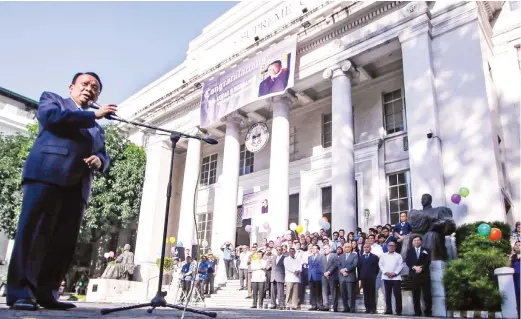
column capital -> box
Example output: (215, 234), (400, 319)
(323, 60), (359, 81)
(269, 91), (298, 107)
(221, 111), (247, 127)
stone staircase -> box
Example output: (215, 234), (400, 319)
(202, 279), (412, 314)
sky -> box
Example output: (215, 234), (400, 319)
(0, 1), (237, 105)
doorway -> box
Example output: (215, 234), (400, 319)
(236, 218), (251, 247)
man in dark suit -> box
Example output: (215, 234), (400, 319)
(406, 235), (432, 317)
(258, 59), (290, 97)
(320, 244), (338, 311)
(7, 72), (115, 311)
(358, 243), (379, 314)
(308, 244), (323, 310)
(270, 246), (285, 309)
(338, 243), (358, 312)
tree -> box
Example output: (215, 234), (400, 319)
(0, 123), (146, 245)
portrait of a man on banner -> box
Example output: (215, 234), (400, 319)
(258, 55), (291, 97)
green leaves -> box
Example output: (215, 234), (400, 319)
(0, 123), (146, 245)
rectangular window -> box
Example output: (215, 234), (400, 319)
(387, 171), (411, 225)
(196, 212), (213, 255)
(288, 193), (300, 227)
(322, 113), (332, 148)
(510, 1), (521, 11)
(383, 89), (406, 134)
(239, 145), (254, 176)
(200, 154), (217, 186)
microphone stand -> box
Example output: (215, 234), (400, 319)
(99, 114), (217, 318)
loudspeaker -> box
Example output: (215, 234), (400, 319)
(191, 245), (199, 260)
(175, 247), (185, 261)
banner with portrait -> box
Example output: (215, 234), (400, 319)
(200, 35), (297, 128)
(241, 190), (269, 220)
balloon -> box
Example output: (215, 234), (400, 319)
(451, 194), (461, 205)
(289, 223), (297, 231)
(323, 221), (331, 230)
(489, 228), (502, 241)
(477, 223), (491, 237)
(177, 242), (184, 247)
(245, 225), (252, 233)
(296, 225), (304, 234)
(201, 240), (209, 248)
(319, 219), (326, 228)
(459, 187), (470, 198)
(263, 222), (270, 230)
(354, 236), (359, 241)
(170, 247), (176, 254)
(274, 239), (281, 247)
(322, 216), (329, 222)
(169, 236), (176, 244)
(104, 252), (109, 259)
(108, 251), (115, 258)
(252, 254), (258, 260)
(286, 230), (292, 235)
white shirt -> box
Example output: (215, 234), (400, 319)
(371, 243), (384, 257)
(283, 256), (301, 283)
(239, 252), (251, 269)
(250, 259), (267, 283)
(378, 252), (404, 280)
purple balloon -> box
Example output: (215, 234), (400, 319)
(451, 194), (461, 205)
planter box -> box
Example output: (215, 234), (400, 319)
(447, 310), (504, 318)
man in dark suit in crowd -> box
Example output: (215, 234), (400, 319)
(270, 246), (285, 309)
(308, 244), (323, 311)
(358, 243), (380, 314)
(338, 243), (358, 313)
(258, 59), (290, 97)
(7, 72), (115, 311)
(406, 235), (432, 317)
(320, 244), (338, 311)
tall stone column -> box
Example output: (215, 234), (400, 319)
(323, 60), (358, 233)
(399, 30), (445, 208)
(134, 138), (173, 284)
(211, 112), (243, 253)
(176, 133), (202, 251)
(267, 95), (293, 239)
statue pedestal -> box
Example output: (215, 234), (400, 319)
(86, 278), (148, 303)
(430, 260), (447, 317)
(494, 267), (518, 319)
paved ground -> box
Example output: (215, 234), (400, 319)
(0, 302), (428, 319)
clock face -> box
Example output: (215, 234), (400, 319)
(245, 123), (269, 153)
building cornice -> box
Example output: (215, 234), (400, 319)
(127, 1), (406, 126)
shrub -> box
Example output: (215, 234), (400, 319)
(456, 221), (512, 253)
(444, 230), (508, 311)
(156, 257), (174, 271)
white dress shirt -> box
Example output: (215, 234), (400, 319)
(283, 256), (301, 283)
(250, 259), (267, 282)
(378, 251), (404, 280)
(239, 252), (251, 269)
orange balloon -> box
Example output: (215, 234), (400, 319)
(322, 216), (328, 222)
(489, 228), (502, 241)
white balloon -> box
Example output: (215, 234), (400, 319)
(286, 230), (292, 235)
(289, 223), (297, 231)
(201, 240), (209, 248)
(103, 252), (109, 259)
(323, 221), (331, 230)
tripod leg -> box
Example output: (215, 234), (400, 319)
(100, 302), (152, 315)
(165, 303), (217, 318)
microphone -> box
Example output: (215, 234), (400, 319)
(87, 100), (117, 120)
(202, 137), (218, 145)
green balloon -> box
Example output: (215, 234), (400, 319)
(459, 187), (470, 198)
(477, 223), (491, 237)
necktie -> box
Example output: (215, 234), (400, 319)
(416, 248), (420, 258)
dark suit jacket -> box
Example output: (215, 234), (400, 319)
(405, 246), (431, 282)
(22, 91), (110, 203)
(320, 253), (338, 281)
(357, 253), (380, 280)
(308, 254), (322, 281)
(271, 254), (285, 283)
(337, 252), (358, 282)
(258, 69), (290, 97)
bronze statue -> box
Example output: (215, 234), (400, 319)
(101, 244), (136, 280)
(406, 194), (457, 261)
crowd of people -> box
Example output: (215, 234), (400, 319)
(175, 215), (521, 316)
(212, 212), (432, 315)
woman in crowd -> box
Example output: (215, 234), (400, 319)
(250, 250), (267, 309)
(509, 241), (520, 316)
(512, 222), (521, 245)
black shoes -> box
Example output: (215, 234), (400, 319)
(9, 299), (39, 311)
